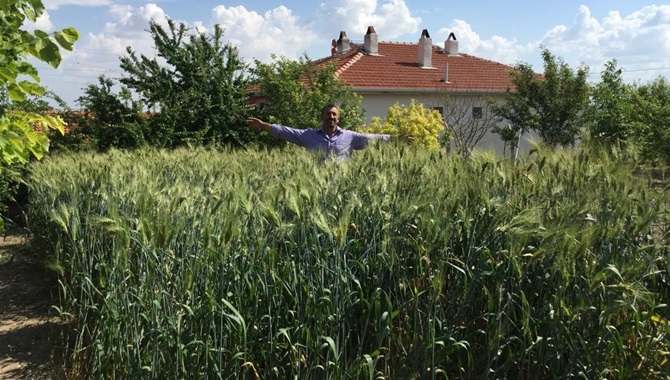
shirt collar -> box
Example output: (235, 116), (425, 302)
(319, 126), (343, 137)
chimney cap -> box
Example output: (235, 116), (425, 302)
(338, 31), (348, 40)
(421, 29), (431, 38)
(366, 26), (376, 34)
(448, 32), (457, 41)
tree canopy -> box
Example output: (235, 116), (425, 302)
(0, 0), (79, 164)
(119, 19), (252, 147)
(629, 76), (670, 164)
(250, 55), (364, 132)
(492, 48), (589, 148)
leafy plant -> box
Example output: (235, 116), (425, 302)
(491, 48), (589, 148)
(358, 100), (445, 149)
(250, 54), (365, 132)
(629, 76), (670, 165)
(0, 0), (79, 230)
(119, 18), (251, 147)
(75, 76), (147, 151)
(585, 59), (634, 144)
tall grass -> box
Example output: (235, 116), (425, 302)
(27, 144), (669, 379)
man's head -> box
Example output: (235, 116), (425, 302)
(320, 103), (340, 131)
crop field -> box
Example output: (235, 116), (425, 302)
(27, 144), (670, 379)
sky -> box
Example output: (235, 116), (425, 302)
(25, 0), (670, 108)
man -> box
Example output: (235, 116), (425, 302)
(246, 104), (414, 160)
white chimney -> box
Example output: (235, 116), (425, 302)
(363, 26), (379, 55)
(337, 31), (350, 54)
(444, 32), (459, 56)
(418, 29), (433, 68)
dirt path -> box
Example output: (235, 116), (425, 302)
(0, 229), (64, 380)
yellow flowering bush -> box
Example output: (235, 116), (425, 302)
(359, 100), (448, 150)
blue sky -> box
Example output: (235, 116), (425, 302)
(29, 0), (670, 107)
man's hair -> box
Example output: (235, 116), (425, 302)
(321, 103), (339, 116)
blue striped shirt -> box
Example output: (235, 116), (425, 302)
(271, 124), (390, 160)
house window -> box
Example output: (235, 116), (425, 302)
(472, 107), (483, 119)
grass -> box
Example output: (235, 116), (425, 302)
(26, 143), (670, 379)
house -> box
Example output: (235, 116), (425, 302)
(313, 26), (534, 156)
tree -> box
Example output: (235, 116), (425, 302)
(76, 76), (148, 151)
(0, 0), (79, 231)
(358, 100), (445, 150)
(119, 18), (252, 147)
(250, 55), (364, 133)
(491, 48), (589, 148)
(424, 94), (499, 157)
(585, 59), (634, 144)
(0, 0), (79, 164)
(628, 77), (670, 165)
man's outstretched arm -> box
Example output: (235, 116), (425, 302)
(246, 117), (273, 133)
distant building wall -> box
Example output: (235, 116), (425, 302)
(354, 91), (537, 156)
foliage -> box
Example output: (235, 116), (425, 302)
(0, 0), (79, 165)
(119, 18), (252, 147)
(585, 59), (634, 144)
(28, 144), (669, 379)
(491, 48), (589, 147)
(74, 76), (147, 151)
(358, 100), (445, 149)
(250, 54), (364, 132)
(0, 0), (79, 230)
(628, 76), (670, 165)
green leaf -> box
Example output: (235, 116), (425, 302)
(54, 27), (79, 51)
(7, 83), (27, 102)
(15, 61), (39, 81)
(0, 67), (17, 83)
(18, 79), (45, 96)
(23, 3), (37, 22)
(28, 0), (45, 17)
(38, 38), (62, 68)
(33, 29), (48, 38)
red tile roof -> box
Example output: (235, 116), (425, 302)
(314, 42), (515, 93)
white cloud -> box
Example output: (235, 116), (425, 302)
(437, 20), (534, 65)
(211, 5), (319, 61)
(59, 3), (171, 94)
(316, 0), (421, 41)
(536, 5), (670, 81)
(104, 3), (169, 35)
(433, 5), (670, 84)
(23, 10), (53, 32)
(43, 0), (112, 10)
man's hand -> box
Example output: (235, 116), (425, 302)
(246, 117), (272, 132)
(391, 134), (416, 144)
(400, 134), (416, 144)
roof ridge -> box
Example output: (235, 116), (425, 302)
(458, 52), (515, 68)
(380, 41), (417, 45)
(335, 51), (365, 77)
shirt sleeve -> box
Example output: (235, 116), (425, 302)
(270, 124), (307, 147)
(350, 131), (391, 150)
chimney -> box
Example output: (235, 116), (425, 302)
(418, 29), (432, 68)
(337, 31), (350, 54)
(444, 32), (459, 56)
(363, 26), (378, 55)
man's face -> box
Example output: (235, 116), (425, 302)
(321, 107), (340, 129)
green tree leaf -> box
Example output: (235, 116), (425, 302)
(54, 27), (79, 51)
(36, 37), (62, 67)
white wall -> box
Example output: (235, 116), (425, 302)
(355, 91), (537, 156)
